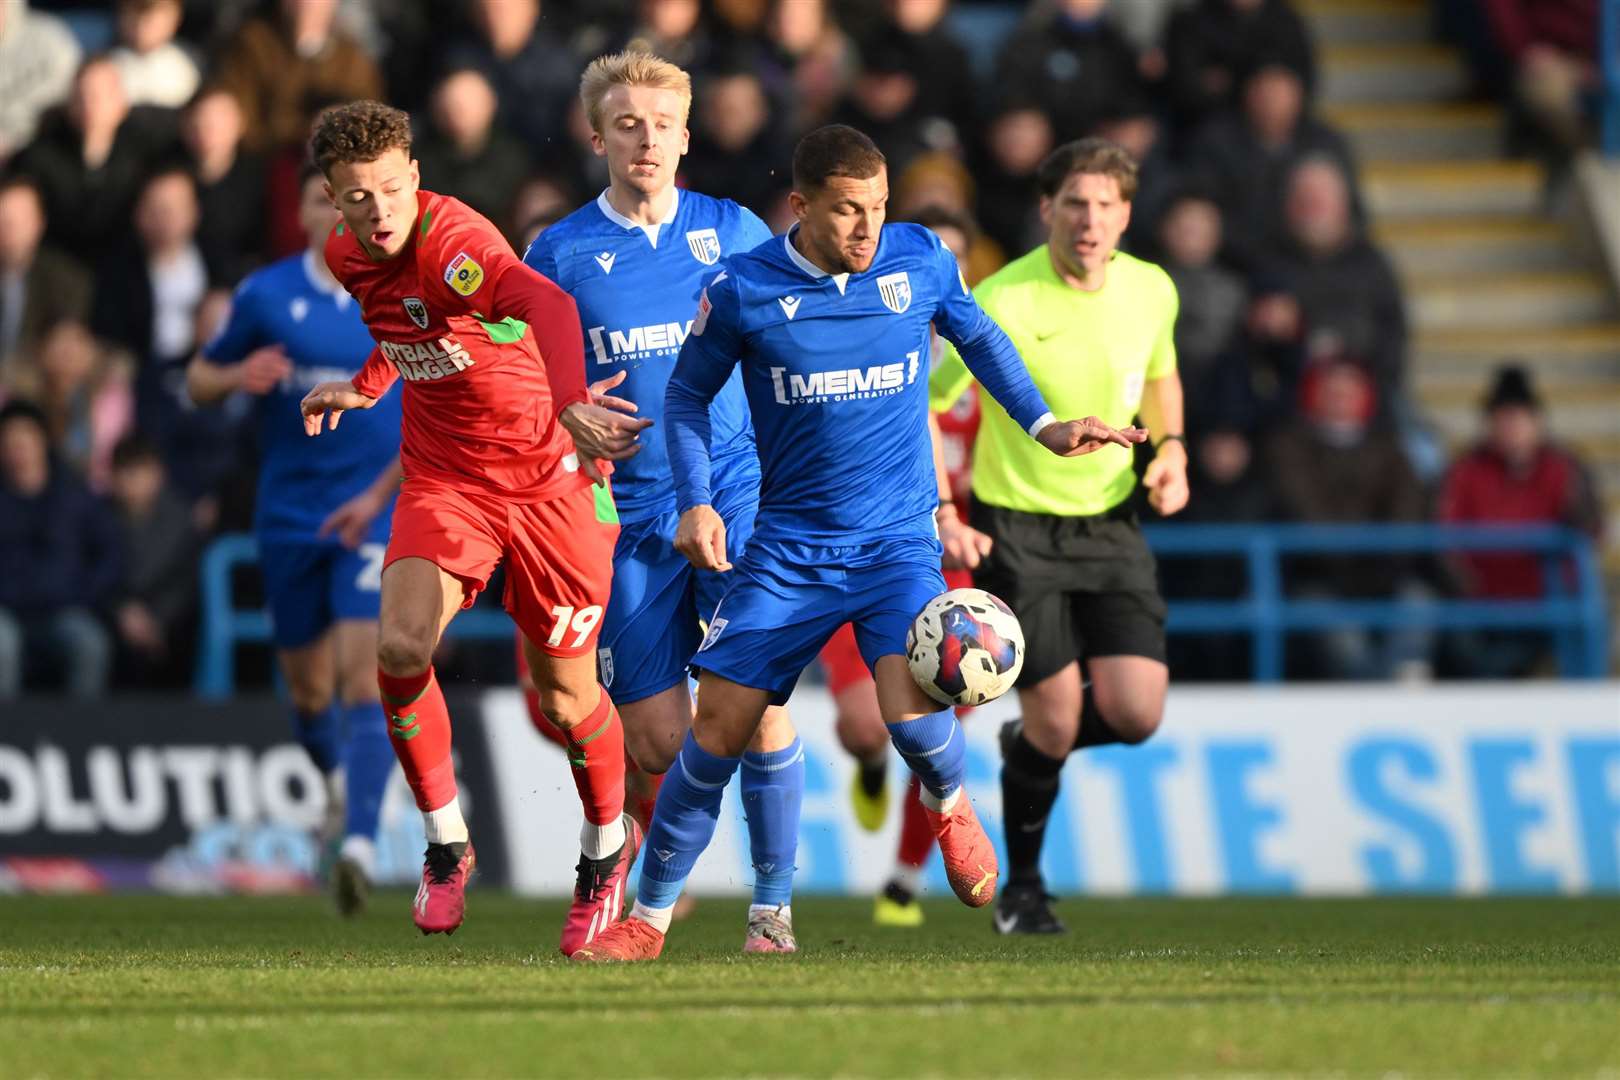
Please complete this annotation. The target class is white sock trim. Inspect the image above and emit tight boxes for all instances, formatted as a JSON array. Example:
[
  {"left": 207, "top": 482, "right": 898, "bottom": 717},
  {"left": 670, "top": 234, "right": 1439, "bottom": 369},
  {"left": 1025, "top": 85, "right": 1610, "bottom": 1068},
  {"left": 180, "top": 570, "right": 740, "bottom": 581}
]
[
  {"left": 918, "top": 785, "right": 961, "bottom": 813},
  {"left": 631, "top": 898, "right": 674, "bottom": 935},
  {"left": 423, "top": 795, "right": 469, "bottom": 845},
  {"left": 580, "top": 815, "right": 627, "bottom": 861}
]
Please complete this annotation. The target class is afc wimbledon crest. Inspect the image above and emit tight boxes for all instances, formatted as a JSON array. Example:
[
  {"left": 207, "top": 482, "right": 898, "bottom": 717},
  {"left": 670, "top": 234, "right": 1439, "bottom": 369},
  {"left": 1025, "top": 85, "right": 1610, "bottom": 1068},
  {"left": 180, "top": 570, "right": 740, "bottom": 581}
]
[
  {"left": 877, "top": 271, "right": 911, "bottom": 314},
  {"left": 686, "top": 228, "right": 721, "bottom": 265},
  {"left": 402, "top": 296, "right": 429, "bottom": 330}
]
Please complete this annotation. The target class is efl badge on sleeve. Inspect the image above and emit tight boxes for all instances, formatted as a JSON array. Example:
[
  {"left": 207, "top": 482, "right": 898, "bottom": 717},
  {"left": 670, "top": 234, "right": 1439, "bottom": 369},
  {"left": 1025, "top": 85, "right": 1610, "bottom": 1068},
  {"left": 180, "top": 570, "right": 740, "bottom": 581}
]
[
  {"left": 402, "top": 296, "right": 430, "bottom": 329},
  {"left": 445, "top": 251, "right": 484, "bottom": 296},
  {"left": 686, "top": 228, "right": 721, "bottom": 265},
  {"left": 877, "top": 271, "right": 912, "bottom": 314}
]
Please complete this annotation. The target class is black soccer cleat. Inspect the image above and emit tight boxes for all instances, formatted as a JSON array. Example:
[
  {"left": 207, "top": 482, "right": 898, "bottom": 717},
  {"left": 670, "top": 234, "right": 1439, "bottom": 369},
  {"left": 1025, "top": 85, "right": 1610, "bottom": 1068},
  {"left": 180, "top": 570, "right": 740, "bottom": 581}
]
[{"left": 992, "top": 883, "right": 1067, "bottom": 935}]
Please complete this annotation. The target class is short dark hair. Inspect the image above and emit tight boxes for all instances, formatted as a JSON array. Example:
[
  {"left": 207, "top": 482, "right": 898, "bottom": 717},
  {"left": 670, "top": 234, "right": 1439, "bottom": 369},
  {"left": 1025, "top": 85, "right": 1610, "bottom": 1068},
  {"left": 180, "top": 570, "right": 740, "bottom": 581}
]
[
  {"left": 0, "top": 399, "right": 49, "bottom": 436},
  {"left": 310, "top": 100, "right": 413, "bottom": 175},
  {"left": 793, "top": 124, "right": 886, "bottom": 193},
  {"left": 1484, "top": 364, "right": 1541, "bottom": 412},
  {"left": 1036, "top": 137, "right": 1139, "bottom": 202},
  {"left": 0, "top": 171, "right": 43, "bottom": 207},
  {"left": 111, "top": 433, "right": 163, "bottom": 470},
  {"left": 906, "top": 204, "right": 978, "bottom": 244}
]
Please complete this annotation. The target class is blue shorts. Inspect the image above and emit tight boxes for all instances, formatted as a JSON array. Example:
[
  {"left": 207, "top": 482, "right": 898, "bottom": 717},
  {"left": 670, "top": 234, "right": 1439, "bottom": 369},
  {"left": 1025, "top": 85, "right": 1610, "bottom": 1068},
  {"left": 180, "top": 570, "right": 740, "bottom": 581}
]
[
  {"left": 258, "top": 538, "right": 387, "bottom": 650},
  {"left": 694, "top": 533, "right": 946, "bottom": 705},
  {"left": 595, "top": 481, "right": 758, "bottom": 704}
]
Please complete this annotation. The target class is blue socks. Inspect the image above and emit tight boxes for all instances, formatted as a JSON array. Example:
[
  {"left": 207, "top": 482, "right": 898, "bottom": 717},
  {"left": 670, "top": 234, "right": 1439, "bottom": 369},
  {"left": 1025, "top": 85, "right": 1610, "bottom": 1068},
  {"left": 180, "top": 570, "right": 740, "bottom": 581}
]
[
  {"left": 294, "top": 704, "right": 343, "bottom": 775},
  {"left": 342, "top": 702, "right": 394, "bottom": 842},
  {"left": 636, "top": 731, "right": 740, "bottom": 913},
  {"left": 887, "top": 707, "right": 965, "bottom": 800},
  {"left": 740, "top": 736, "right": 803, "bottom": 908}
]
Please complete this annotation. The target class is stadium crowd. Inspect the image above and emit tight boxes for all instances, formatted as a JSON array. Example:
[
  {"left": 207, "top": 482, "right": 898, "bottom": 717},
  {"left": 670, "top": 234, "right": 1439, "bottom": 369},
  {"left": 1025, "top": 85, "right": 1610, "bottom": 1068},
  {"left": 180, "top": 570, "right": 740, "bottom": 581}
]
[{"left": 0, "top": 0, "right": 1605, "bottom": 697}]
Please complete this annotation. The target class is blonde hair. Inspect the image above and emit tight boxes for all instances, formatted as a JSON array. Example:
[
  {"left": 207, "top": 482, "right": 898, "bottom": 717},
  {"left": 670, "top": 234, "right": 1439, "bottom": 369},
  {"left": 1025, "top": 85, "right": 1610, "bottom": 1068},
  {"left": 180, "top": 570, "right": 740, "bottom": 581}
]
[{"left": 579, "top": 50, "right": 693, "bottom": 132}]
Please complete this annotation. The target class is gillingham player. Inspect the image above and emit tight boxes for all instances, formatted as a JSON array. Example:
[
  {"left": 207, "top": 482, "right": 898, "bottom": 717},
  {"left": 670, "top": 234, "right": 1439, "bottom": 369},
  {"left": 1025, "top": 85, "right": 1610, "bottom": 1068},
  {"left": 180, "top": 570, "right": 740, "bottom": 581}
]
[
  {"left": 522, "top": 52, "right": 805, "bottom": 955},
  {"left": 298, "top": 102, "right": 650, "bottom": 936},
  {"left": 186, "top": 166, "right": 402, "bottom": 914},
  {"left": 574, "top": 125, "right": 1146, "bottom": 962}
]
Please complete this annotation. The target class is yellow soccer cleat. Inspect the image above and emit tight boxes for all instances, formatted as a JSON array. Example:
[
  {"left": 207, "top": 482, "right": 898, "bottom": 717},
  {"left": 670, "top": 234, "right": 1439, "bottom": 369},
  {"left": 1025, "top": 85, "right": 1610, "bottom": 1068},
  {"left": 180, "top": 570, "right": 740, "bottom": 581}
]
[
  {"left": 849, "top": 761, "right": 889, "bottom": 833},
  {"left": 872, "top": 881, "right": 924, "bottom": 927}
]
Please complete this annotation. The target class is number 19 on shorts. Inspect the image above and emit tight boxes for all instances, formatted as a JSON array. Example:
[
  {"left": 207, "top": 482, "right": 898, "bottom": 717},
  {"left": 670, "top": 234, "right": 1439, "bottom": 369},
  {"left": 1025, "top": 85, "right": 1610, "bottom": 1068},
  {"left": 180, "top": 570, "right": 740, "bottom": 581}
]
[{"left": 547, "top": 605, "right": 603, "bottom": 649}]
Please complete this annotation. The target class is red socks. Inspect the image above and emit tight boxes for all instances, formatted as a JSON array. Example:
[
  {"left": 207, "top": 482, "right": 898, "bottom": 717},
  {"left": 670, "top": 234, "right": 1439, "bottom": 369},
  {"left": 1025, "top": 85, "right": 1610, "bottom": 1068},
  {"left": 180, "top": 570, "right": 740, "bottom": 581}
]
[
  {"left": 378, "top": 666, "right": 456, "bottom": 812},
  {"left": 897, "top": 773, "right": 936, "bottom": 869},
  {"left": 561, "top": 690, "right": 627, "bottom": 826},
  {"left": 628, "top": 765, "right": 664, "bottom": 831}
]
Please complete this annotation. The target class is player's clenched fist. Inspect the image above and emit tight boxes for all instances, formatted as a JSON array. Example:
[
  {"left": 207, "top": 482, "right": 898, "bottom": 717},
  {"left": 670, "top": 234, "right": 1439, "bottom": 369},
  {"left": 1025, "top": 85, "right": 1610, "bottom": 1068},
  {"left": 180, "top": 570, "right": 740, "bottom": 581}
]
[
  {"left": 674, "top": 504, "right": 731, "bottom": 572},
  {"left": 559, "top": 401, "right": 654, "bottom": 483},
  {"left": 1036, "top": 416, "right": 1148, "bottom": 458},
  {"left": 300, "top": 380, "right": 377, "bottom": 435}
]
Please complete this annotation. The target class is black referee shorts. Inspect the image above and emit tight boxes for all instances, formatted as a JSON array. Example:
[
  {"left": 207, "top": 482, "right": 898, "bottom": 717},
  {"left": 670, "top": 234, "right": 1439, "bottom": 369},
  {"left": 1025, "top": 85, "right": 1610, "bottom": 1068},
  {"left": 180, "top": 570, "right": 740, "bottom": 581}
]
[{"left": 970, "top": 496, "right": 1168, "bottom": 686}]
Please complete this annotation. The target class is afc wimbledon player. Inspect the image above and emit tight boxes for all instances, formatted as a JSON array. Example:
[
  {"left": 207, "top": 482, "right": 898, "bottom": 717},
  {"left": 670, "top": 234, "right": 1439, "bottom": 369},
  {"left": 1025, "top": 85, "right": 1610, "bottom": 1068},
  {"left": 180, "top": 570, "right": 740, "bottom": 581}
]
[
  {"left": 299, "top": 102, "right": 649, "bottom": 936},
  {"left": 187, "top": 165, "right": 402, "bottom": 915},
  {"left": 575, "top": 125, "right": 1145, "bottom": 962},
  {"left": 523, "top": 52, "right": 805, "bottom": 956}
]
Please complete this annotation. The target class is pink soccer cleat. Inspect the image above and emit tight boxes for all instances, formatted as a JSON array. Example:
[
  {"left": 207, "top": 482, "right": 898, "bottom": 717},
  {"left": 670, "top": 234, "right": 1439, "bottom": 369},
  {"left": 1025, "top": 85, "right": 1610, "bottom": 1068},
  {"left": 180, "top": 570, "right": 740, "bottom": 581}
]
[
  {"left": 924, "top": 792, "right": 999, "bottom": 908},
  {"left": 559, "top": 814, "right": 642, "bottom": 957},
  {"left": 413, "top": 840, "right": 476, "bottom": 934},
  {"left": 569, "top": 916, "right": 665, "bottom": 963},
  {"left": 742, "top": 904, "right": 798, "bottom": 954}
]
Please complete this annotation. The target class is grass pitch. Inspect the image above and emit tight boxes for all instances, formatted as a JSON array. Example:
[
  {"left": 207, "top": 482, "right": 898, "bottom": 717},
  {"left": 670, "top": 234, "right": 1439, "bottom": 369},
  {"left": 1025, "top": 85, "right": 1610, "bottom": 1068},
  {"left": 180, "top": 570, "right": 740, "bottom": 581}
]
[{"left": 1, "top": 893, "right": 1616, "bottom": 1078}]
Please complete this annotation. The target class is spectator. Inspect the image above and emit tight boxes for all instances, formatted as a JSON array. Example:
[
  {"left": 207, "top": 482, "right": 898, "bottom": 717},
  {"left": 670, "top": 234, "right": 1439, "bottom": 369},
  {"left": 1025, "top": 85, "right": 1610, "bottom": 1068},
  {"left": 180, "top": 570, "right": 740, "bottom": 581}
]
[
  {"left": 1163, "top": 0, "right": 1316, "bottom": 135},
  {"left": 182, "top": 86, "right": 267, "bottom": 286},
  {"left": 993, "top": 0, "right": 1146, "bottom": 143},
  {"left": 762, "top": 0, "right": 854, "bottom": 132},
  {"left": 1266, "top": 360, "right": 1430, "bottom": 679},
  {"left": 1187, "top": 54, "right": 1359, "bottom": 272},
  {"left": 621, "top": 0, "right": 714, "bottom": 75},
  {"left": 443, "top": 0, "right": 581, "bottom": 155},
  {"left": 1260, "top": 155, "right": 1407, "bottom": 408},
  {"left": 110, "top": 0, "right": 201, "bottom": 109},
  {"left": 832, "top": 24, "right": 943, "bottom": 177},
  {"left": 0, "top": 400, "right": 120, "bottom": 699},
  {"left": 1483, "top": 0, "right": 1600, "bottom": 161},
  {"left": 684, "top": 61, "right": 791, "bottom": 212},
  {"left": 213, "top": 0, "right": 383, "bottom": 154},
  {"left": 1156, "top": 190, "right": 1250, "bottom": 435},
  {"left": 975, "top": 103, "right": 1053, "bottom": 256},
  {"left": 107, "top": 433, "right": 200, "bottom": 685},
  {"left": 0, "top": 0, "right": 81, "bottom": 165},
  {"left": 1094, "top": 97, "right": 1175, "bottom": 254},
  {"left": 15, "top": 55, "right": 180, "bottom": 260},
  {"left": 0, "top": 175, "right": 92, "bottom": 371},
  {"left": 508, "top": 173, "right": 578, "bottom": 249},
  {"left": 893, "top": 152, "right": 1006, "bottom": 281},
  {"left": 1440, "top": 365, "right": 1602, "bottom": 589},
  {"left": 0, "top": 319, "right": 133, "bottom": 490},
  {"left": 92, "top": 167, "right": 231, "bottom": 499},
  {"left": 414, "top": 67, "right": 532, "bottom": 227},
  {"left": 878, "top": 0, "right": 979, "bottom": 153}
]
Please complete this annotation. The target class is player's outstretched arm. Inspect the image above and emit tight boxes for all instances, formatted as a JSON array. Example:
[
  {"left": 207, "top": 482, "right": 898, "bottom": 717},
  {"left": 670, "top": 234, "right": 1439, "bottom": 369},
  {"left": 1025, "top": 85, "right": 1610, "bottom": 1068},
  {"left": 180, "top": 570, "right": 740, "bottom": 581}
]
[
  {"left": 300, "top": 380, "right": 377, "bottom": 435},
  {"left": 1035, "top": 416, "right": 1148, "bottom": 457}
]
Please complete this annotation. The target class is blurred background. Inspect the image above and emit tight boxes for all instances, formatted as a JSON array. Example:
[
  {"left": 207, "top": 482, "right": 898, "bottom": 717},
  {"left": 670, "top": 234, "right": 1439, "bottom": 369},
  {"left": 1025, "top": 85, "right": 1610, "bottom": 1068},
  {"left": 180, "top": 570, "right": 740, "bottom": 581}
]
[{"left": 0, "top": 0, "right": 1616, "bottom": 900}]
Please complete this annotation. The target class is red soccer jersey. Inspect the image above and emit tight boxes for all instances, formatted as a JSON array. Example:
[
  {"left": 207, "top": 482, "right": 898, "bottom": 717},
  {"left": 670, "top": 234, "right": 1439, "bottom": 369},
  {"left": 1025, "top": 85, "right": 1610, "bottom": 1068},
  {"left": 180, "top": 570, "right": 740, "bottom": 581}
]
[{"left": 327, "top": 190, "right": 591, "bottom": 501}]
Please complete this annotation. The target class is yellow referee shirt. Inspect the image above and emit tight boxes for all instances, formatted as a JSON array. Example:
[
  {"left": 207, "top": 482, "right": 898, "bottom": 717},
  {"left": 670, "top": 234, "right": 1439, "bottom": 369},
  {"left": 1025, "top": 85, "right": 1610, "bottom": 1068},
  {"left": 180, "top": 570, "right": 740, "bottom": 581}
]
[{"left": 930, "top": 245, "right": 1179, "bottom": 517}]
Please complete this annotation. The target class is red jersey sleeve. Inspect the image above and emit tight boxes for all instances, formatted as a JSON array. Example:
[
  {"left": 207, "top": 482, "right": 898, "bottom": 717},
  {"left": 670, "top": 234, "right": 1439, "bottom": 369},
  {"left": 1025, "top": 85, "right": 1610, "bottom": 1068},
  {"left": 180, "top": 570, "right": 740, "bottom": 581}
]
[
  {"left": 421, "top": 204, "right": 590, "bottom": 414},
  {"left": 350, "top": 345, "right": 398, "bottom": 399}
]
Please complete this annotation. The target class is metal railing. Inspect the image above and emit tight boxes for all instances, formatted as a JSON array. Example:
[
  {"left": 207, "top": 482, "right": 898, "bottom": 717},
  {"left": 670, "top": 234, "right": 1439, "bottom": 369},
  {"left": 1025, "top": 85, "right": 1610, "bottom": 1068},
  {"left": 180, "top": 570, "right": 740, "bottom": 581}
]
[
  {"left": 194, "top": 524, "right": 1609, "bottom": 694},
  {"left": 1143, "top": 523, "right": 1609, "bottom": 681}
]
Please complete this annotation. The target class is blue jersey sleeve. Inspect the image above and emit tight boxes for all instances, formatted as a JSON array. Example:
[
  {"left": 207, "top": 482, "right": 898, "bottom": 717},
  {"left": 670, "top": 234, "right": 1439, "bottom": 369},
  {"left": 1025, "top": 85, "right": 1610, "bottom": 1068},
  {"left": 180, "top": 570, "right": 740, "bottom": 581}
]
[
  {"left": 737, "top": 207, "right": 773, "bottom": 249},
  {"left": 666, "top": 268, "right": 744, "bottom": 514},
  {"left": 927, "top": 235, "right": 1052, "bottom": 433},
  {"left": 200, "top": 280, "right": 264, "bottom": 365},
  {"left": 521, "top": 230, "right": 561, "bottom": 285}
]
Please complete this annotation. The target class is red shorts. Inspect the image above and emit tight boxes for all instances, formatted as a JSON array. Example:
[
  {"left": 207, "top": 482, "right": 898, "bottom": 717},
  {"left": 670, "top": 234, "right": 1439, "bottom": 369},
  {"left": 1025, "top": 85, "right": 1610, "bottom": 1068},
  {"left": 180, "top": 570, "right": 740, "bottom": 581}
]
[
  {"left": 386, "top": 478, "right": 618, "bottom": 657},
  {"left": 819, "top": 623, "right": 872, "bottom": 695}
]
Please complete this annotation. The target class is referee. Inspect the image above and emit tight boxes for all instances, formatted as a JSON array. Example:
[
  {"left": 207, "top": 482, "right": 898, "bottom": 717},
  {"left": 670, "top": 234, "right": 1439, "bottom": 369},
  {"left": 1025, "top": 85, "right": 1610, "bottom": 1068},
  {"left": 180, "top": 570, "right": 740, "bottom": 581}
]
[{"left": 930, "top": 138, "right": 1188, "bottom": 934}]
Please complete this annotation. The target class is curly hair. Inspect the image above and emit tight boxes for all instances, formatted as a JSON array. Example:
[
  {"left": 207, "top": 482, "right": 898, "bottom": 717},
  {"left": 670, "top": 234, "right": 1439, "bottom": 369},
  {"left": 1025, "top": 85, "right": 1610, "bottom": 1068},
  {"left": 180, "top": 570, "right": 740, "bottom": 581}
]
[{"left": 309, "top": 100, "right": 412, "bottom": 174}]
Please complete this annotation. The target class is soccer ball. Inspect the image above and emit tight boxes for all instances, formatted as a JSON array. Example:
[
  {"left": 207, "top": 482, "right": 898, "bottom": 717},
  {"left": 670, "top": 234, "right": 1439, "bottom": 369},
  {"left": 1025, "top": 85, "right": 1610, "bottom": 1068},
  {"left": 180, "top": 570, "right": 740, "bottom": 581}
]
[{"left": 905, "top": 588, "right": 1025, "bottom": 707}]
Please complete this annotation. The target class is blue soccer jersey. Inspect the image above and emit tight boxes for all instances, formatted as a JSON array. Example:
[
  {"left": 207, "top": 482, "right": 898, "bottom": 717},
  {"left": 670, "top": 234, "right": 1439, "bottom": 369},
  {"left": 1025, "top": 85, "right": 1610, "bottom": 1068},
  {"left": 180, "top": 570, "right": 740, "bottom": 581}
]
[
  {"left": 202, "top": 251, "right": 402, "bottom": 542},
  {"left": 524, "top": 188, "right": 772, "bottom": 523},
  {"left": 667, "top": 223, "right": 1053, "bottom": 547}
]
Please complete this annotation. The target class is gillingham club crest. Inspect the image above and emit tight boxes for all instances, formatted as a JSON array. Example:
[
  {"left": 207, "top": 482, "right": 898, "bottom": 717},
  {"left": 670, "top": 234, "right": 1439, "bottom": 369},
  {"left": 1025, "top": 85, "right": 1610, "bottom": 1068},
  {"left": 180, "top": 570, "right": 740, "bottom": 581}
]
[
  {"left": 877, "top": 271, "right": 911, "bottom": 314},
  {"left": 686, "top": 228, "right": 721, "bottom": 265},
  {"left": 402, "top": 296, "right": 429, "bottom": 330}
]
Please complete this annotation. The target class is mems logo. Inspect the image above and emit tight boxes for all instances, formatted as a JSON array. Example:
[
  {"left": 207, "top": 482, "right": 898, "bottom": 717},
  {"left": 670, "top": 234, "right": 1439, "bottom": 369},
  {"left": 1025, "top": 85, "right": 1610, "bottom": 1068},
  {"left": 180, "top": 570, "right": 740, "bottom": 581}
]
[
  {"left": 380, "top": 337, "right": 476, "bottom": 381},
  {"left": 769, "top": 351, "right": 920, "bottom": 405},
  {"left": 586, "top": 321, "right": 693, "bottom": 365}
]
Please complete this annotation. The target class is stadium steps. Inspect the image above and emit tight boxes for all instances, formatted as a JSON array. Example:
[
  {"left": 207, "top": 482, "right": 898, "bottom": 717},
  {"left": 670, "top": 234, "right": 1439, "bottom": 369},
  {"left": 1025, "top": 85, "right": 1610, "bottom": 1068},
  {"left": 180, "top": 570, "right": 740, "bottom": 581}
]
[{"left": 1307, "top": 0, "right": 1620, "bottom": 618}]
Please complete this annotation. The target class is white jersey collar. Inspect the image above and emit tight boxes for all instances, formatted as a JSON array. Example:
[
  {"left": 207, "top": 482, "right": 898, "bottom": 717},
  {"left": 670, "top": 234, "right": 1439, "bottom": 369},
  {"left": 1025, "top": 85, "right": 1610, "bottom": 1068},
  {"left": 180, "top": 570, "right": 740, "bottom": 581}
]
[
  {"left": 596, "top": 187, "right": 680, "bottom": 248},
  {"left": 783, "top": 226, "right": 849, "bottom": 295}
]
